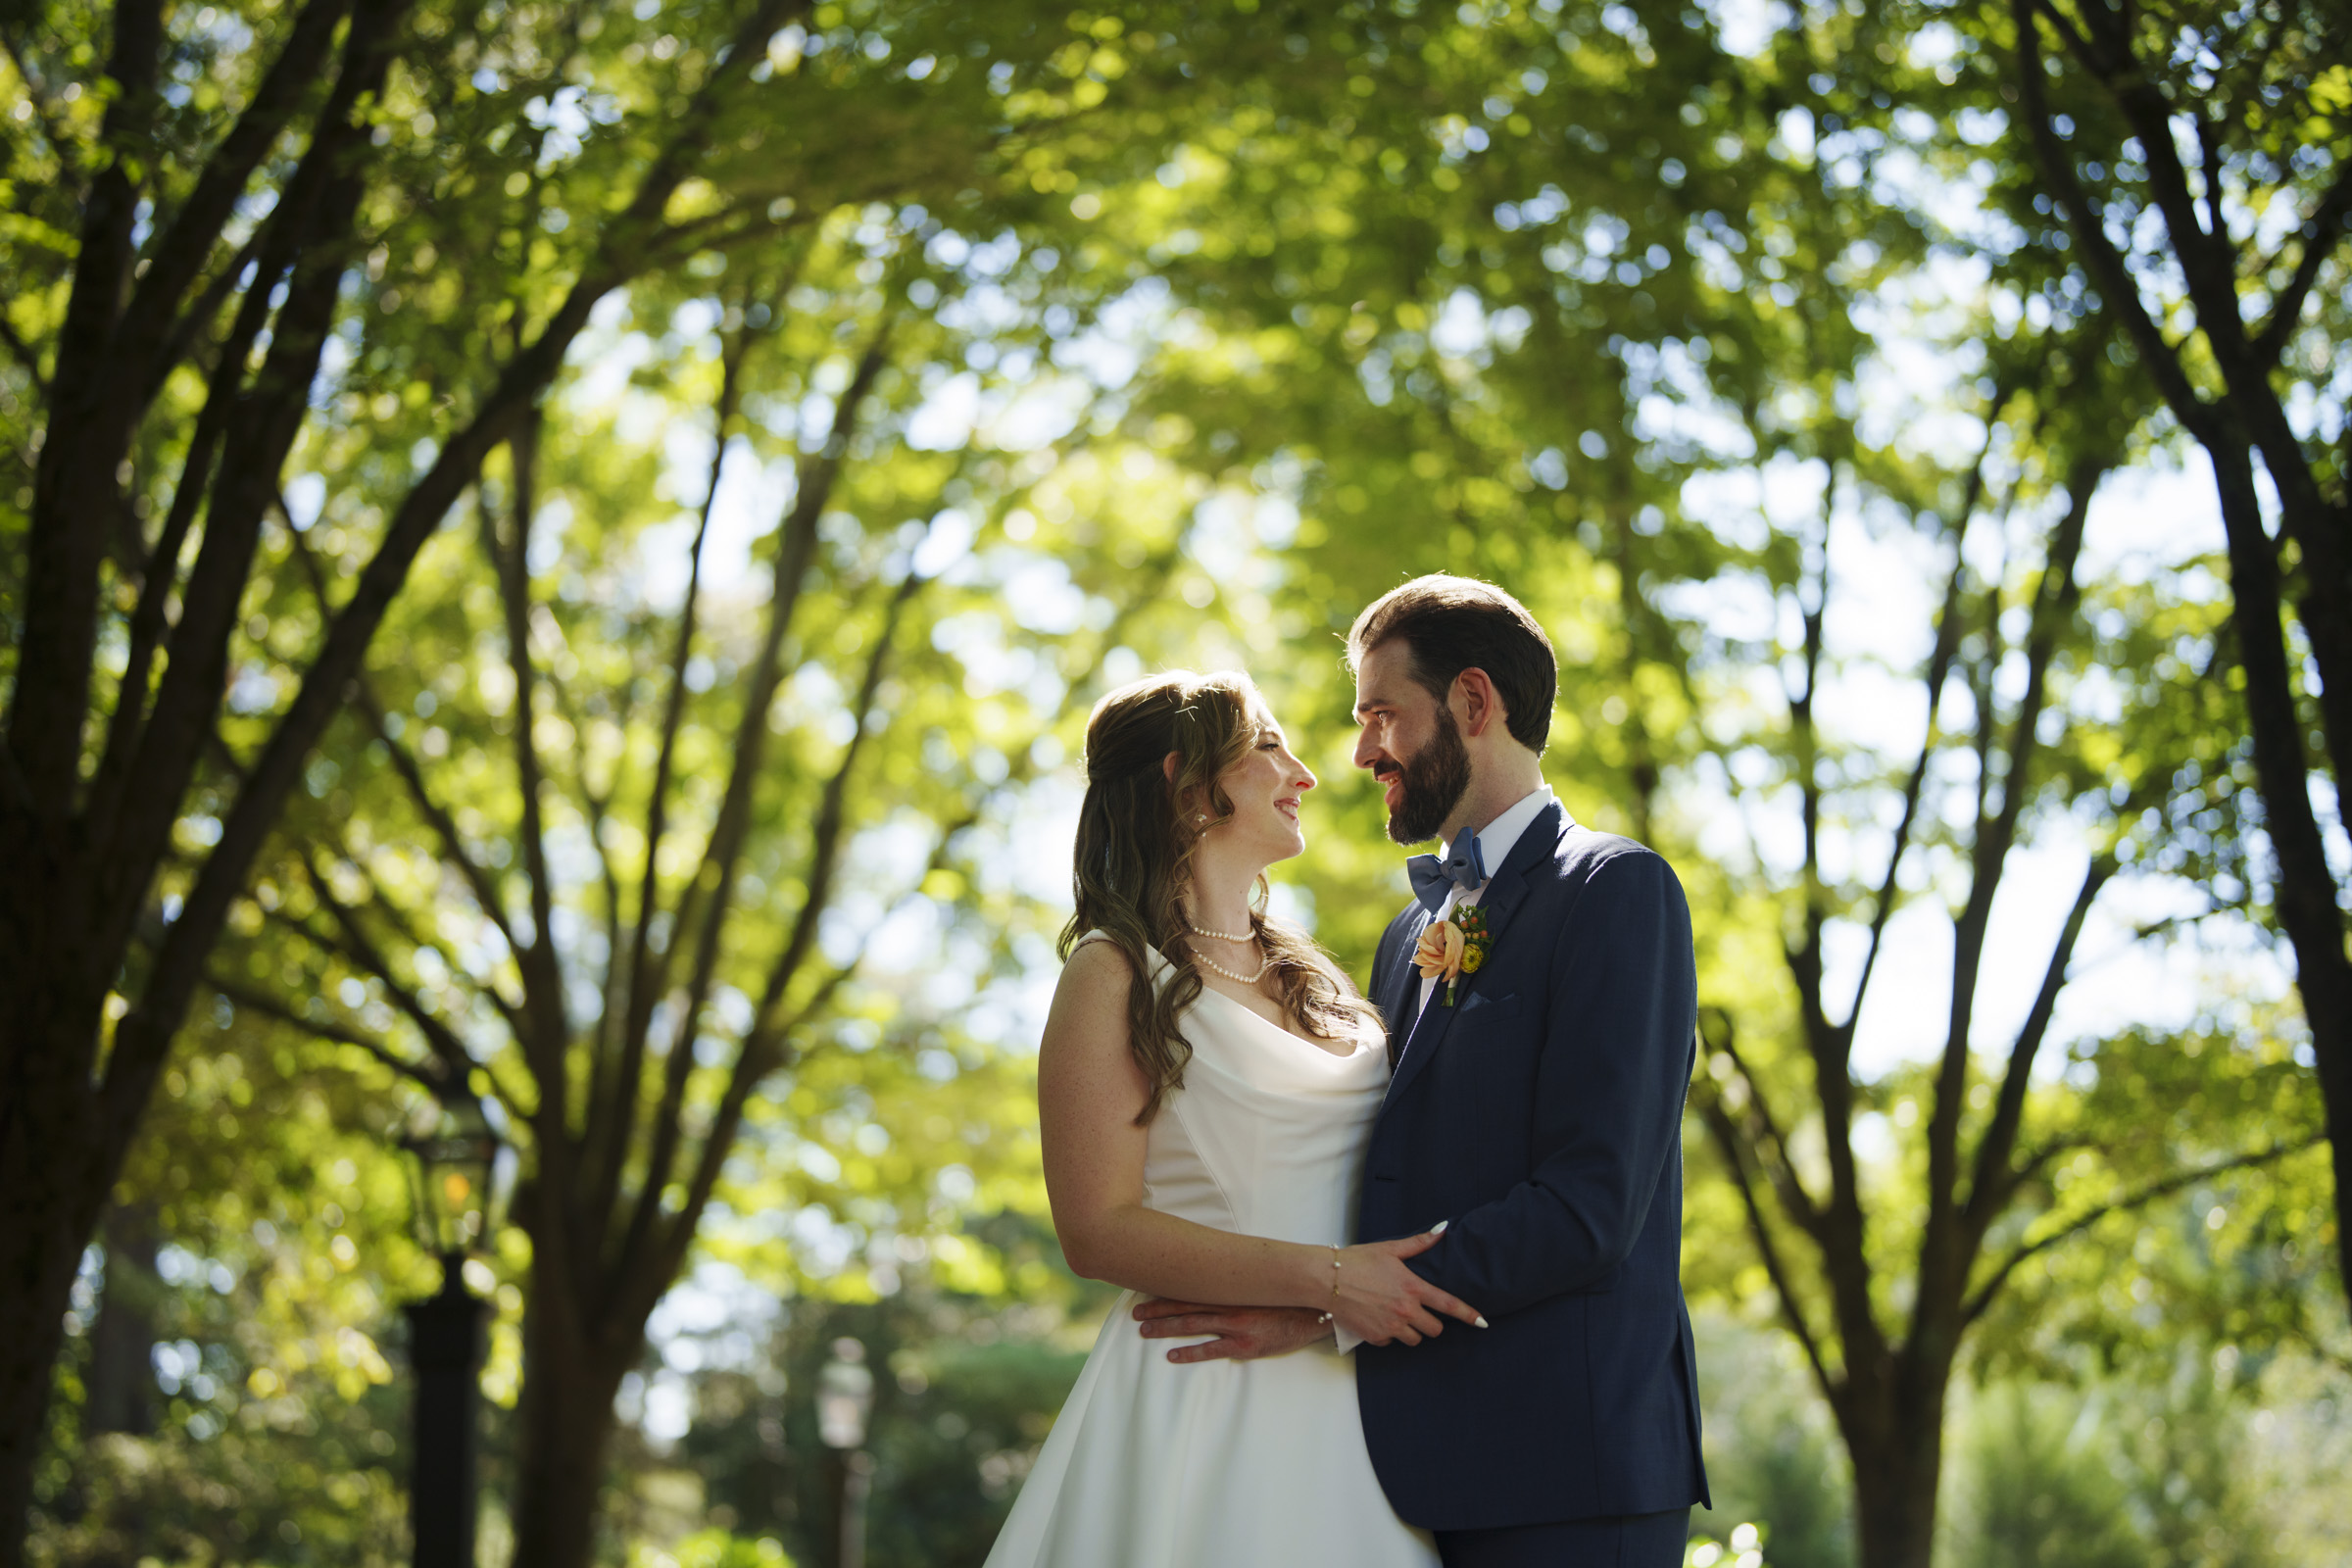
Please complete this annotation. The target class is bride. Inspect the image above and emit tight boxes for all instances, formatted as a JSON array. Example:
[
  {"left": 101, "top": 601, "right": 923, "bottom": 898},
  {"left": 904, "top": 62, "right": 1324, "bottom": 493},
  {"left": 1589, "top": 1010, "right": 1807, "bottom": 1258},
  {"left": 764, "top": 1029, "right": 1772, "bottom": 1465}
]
[{"left": 984, "top": 670, "right": 1479, "bottom": 1568}]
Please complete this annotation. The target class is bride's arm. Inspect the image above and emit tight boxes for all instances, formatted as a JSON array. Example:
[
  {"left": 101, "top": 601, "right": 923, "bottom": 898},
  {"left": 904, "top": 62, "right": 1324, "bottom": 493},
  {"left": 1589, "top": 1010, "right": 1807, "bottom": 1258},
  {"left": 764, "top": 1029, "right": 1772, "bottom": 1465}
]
[{"left": 1040, "top": 941, "right": 1481, "bottom": 1346}]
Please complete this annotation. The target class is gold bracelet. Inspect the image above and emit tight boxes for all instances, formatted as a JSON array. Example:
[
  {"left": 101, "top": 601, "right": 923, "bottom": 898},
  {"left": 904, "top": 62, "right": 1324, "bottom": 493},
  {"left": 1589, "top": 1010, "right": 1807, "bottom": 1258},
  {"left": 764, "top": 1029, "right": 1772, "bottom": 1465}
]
[{"left": 1330, "top": 1245, "right": 1343, "bottom": 1297}]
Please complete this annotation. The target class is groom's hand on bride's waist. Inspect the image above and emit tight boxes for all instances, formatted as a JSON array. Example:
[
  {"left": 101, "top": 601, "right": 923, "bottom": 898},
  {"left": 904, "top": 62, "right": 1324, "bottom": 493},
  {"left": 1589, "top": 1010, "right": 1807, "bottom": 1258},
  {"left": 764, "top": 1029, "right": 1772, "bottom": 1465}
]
[{"left": 1131, "top": 1299, "right": 1334, "bottom": 1363}]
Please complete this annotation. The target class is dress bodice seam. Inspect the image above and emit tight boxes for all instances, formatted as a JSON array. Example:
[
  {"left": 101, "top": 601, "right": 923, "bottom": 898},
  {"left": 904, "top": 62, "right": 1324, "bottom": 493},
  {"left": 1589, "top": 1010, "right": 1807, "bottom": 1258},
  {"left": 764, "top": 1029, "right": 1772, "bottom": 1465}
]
[{"left": 1160, "top": 1094, "right": 1240, "bottom": 1233}]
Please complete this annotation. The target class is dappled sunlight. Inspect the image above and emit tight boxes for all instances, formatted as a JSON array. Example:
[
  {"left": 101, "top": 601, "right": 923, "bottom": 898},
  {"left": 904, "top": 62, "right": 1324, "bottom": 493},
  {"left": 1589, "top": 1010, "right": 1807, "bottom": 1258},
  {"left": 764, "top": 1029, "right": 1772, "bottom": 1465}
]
[{"left": 6, "top": 0, "right": 2346, "bottom": 1565}]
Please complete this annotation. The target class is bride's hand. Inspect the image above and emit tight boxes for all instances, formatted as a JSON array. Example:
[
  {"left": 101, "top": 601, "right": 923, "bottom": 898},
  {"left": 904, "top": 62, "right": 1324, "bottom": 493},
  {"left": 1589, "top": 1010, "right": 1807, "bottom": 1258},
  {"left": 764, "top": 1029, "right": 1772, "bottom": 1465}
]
[{"left": 1329, "top": 1228, "right": 1487, "bottom": 1347}]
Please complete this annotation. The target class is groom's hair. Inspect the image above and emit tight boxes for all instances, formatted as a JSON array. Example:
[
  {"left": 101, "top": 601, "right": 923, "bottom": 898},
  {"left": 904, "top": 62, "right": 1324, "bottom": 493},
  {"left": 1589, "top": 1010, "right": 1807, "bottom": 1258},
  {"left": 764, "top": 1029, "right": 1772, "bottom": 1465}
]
[{"left": 1347, "top": 575, "right": 1556, "bottom": 754}]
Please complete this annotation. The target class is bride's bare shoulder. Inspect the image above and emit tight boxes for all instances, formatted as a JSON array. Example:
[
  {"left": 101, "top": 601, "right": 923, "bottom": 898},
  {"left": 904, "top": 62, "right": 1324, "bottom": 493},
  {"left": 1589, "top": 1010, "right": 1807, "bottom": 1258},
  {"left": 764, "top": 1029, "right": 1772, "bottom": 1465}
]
[
  {"left": 1062, "top": 934, "right": 1134, "bottom": 978},
  {"left": 1050, "top": 937, "right": 1137, "bottom": 1016},
  {"left": 1042, "top": 938, "right": 1144, "bottom": 1070}
]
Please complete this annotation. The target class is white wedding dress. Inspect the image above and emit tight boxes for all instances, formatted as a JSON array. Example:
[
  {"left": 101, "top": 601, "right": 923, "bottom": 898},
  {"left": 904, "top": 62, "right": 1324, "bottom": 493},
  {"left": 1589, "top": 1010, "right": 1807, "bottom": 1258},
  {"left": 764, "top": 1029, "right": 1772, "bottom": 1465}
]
[{"left": 984, "top": 935, "right": 1439, "bottom": 1568}]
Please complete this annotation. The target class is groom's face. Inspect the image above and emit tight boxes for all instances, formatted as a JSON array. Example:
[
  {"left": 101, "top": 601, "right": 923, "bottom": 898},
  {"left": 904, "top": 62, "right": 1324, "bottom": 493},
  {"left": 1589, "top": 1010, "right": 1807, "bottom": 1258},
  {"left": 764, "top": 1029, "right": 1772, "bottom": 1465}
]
[{"left": 1351, "top": 640, "right": 1473, "bottom": 846}]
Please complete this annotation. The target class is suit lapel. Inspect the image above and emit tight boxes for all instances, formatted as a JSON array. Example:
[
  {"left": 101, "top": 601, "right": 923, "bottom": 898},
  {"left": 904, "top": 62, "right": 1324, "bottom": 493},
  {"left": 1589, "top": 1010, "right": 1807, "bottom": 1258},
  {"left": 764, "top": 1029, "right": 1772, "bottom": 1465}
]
[
  {"left": 1384, "top": 803, "right": 1566, "bottom": 1105},
  {"left": 1376, "top": 906, "right": 1431, "bottom": 1066}
]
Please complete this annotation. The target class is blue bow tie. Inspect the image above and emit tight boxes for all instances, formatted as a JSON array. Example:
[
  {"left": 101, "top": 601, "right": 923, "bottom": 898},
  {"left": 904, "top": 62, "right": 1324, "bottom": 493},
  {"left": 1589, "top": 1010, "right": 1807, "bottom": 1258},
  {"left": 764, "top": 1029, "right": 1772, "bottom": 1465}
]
[{"left": 1406, "top": 826, "right": 1487, "bottom": 914}]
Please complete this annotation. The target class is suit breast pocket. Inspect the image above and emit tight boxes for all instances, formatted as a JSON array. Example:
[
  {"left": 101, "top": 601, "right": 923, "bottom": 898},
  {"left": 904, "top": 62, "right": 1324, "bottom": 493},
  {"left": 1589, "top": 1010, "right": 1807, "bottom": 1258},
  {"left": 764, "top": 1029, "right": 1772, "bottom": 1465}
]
[{"left": 1460, "top": 991, "right": 1520, "bottom": 1019}]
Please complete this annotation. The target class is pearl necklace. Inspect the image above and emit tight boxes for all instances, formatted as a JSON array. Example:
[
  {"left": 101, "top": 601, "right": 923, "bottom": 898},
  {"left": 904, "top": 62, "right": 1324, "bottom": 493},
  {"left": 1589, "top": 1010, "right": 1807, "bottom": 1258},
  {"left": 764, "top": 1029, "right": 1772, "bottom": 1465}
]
[
  {"left": 1184, "top": 911, "right": 1256, "bottom": 943},
  {"left": 1189, "top": 938, "right": 1271, "bottom": 985}
]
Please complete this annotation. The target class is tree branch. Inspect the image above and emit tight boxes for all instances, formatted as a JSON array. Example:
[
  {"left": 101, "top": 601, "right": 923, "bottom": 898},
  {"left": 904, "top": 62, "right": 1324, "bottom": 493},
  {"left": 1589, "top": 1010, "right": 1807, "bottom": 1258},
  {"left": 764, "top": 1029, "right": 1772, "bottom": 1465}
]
[
  {"left": 2254, "top": 157, "right": 2352, "bottom": 366},
  {"left": 87, "top": 0, "right": 401, "bottom": 974},
  {"left": 1925, "top": 455, "right": 2098, "bottom": 1263},
  {"left": 1961, "top": 1135, "right": 2325, "bottom": 1327},
  {"left": 268, "top": 503, "right": 531, "bottom": 973},
  {"left": 593, "top": 305, "right": 765, "bottom": 1229},
  {"left": 1695, "top": 1088, "right": 1840, "bottom": 1404},
  {"left": 131, "top": 0, "right": 811, "bottom": 1126},
  {"left": 5, "top": 0, "right": 164, "bottom": 815},
  {"left": 350, "top": 681, "right": 527, "bottom": 959},
  {"left": 295, "top": 855, "right": 493, "bottom": 1083},
  {"left": 208, "top": 972, "right": 449, "bottom": 1095},
  {"left": 1698, "top": 1008, "right": 1827, "bottom": 1239},
  {"left": 540, "top": 649, "right": 632, "bottom": 1094},
  {"left": 144, "top": 222, "right": 269, "bottom": 407},
  {"left": 2195, "top": 114, "right": 2227, "bottom": 247},
  {"left": 620, "top": 551, "right": 924, "bottom": 1297},
  {"left": 118, "top": 0, "right": 357, "bottom": 403},
  {"left": 1963, "top": 854, "right": 2112, "bottom": 1232},
  {"left": 483, "top": 407, "right": 570, "bottom": 1089},
  {"left": 2034, "top": 0, "right": 2337, "bottom": 537},
  {"left": 1842, "top": 425, "right": 2004, "bottom": 1030},
  {"left": 2010, "top": 0, "right": 2212, "bottom": 433},
  {"left": 1779, "top": 468, "right": 1879, "bottom": 1285}
]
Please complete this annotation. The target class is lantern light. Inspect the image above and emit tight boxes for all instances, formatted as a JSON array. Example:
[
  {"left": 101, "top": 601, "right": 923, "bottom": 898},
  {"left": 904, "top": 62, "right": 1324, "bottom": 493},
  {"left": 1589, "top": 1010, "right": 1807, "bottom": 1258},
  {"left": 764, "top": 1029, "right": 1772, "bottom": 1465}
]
[{"left": 398, "top": 1095, "right": 509, "bottom": 1262}]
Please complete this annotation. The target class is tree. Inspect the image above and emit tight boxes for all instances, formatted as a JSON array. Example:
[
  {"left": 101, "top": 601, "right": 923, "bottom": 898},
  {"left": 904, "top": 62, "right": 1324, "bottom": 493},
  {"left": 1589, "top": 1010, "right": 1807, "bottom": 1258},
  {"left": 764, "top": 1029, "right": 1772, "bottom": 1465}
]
[
  {"left": 1100, "top": 8, "right": 2338, "bottom": 1562},
  {"left": 0, "top": 0, "right": 806, "bottom": 1544},
  {"left": 1974, "top": 0, "right": 2352, "bottom": 1305},
  {"left": 0, "top": 1, "right": 1256, "bottom": 1552},
  {"left": 1673, "top": 258, "right": 2339, "bottom": 1568},
  {"left": 203, "top": 178, "right": 1235, "bottom": 1556}
]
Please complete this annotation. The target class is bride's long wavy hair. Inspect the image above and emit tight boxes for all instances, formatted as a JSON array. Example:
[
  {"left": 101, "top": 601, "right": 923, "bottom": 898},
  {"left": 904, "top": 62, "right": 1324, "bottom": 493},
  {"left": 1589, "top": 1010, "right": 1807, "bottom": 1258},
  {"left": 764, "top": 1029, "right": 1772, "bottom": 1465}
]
[{"left": 1062, "top": 670, "right": 1382, "bottom": 1123}]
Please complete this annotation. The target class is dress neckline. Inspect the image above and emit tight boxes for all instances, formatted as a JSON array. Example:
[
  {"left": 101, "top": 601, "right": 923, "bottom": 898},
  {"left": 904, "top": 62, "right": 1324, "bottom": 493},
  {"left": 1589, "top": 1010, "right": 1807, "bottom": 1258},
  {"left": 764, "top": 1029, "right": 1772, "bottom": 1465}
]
[
  {"left": 1190, "top": 977, "right": 1378, "bottom": 1060},
  {"left": 1077, "top": 929, "right": 1381, "bottom": 1061}
]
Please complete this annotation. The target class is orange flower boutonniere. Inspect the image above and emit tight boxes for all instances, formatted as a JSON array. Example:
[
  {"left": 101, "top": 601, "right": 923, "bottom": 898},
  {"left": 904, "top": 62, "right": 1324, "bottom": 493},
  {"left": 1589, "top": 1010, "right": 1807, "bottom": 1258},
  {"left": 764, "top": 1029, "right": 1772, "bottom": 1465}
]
[{"left": 1413, "top": 904, "right": 1493, "bottom": 1005}]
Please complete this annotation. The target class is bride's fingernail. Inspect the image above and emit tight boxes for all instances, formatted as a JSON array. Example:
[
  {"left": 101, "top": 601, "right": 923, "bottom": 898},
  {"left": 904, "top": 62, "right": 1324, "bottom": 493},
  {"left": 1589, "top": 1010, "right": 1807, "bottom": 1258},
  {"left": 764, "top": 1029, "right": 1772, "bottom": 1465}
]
[
  {"left": 1430, "top": 1219, "right": 1448, "bottom": 1235},
  {"left": 1475, "top": 1316, "right": 1490, "bottom": 1329}
]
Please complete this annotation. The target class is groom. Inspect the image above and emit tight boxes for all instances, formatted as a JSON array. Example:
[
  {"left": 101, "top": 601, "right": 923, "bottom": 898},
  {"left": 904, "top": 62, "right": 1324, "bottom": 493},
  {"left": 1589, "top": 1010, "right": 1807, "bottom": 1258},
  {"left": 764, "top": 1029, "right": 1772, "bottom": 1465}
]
[{"left": 1136, "top": 575, "right": 1708, "bottom": 1565}]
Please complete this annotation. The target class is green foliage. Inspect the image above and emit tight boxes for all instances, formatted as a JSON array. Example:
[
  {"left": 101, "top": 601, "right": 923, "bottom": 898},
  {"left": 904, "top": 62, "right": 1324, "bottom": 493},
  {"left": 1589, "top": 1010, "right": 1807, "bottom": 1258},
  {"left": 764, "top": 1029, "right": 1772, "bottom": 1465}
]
[
  {"left": 28, "top": 1011, "right": 426, "bottom": 1564},
  {"left": 1692, "top": 1313, "right": 1854, "bottom": 1568},
  {"left": 1946, "top": 1371, "right": 2282, "bottom": 1568},
  {"left": 9, "top": 1, "right": 2346, "bottom": 1564},
  {"left": 629, "top": 1530, "right": 797, "bottom": 1568}
]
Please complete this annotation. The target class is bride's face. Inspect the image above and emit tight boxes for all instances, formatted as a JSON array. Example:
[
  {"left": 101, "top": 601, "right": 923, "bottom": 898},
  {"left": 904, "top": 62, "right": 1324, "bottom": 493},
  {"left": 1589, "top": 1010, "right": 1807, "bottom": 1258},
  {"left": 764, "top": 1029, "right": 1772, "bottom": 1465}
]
[{"left": 1206, "top": 706, "right": 1316, "bottom": 863}]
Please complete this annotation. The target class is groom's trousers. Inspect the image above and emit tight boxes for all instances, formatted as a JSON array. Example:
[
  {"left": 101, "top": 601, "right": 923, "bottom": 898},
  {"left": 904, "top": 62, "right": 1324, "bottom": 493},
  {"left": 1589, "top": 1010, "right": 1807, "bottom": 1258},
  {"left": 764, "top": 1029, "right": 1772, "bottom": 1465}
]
[{"left": 1434, "top": 1508, "right": 1690, "bottom": 1568}]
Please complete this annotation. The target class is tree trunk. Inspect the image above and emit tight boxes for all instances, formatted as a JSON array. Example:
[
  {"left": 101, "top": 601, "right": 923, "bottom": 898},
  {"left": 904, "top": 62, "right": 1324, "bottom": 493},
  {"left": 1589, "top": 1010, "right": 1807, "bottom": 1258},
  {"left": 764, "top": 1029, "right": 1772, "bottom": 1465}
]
[
  {"left": 0, "top": 1004, "right": 116, "bottom": 1568},
  {"left": 0, "top": 843, "right": 121, "bottom": 1567},
  {"left": 1843, "top": 1389, "right": 1946, "bottom": 1568},
  {"left": 2200, "top": 428, "right": 2352, "bottom": 1313},
  {"left": 507, "top": 1250, "right": 629, "bottom": 1568}
]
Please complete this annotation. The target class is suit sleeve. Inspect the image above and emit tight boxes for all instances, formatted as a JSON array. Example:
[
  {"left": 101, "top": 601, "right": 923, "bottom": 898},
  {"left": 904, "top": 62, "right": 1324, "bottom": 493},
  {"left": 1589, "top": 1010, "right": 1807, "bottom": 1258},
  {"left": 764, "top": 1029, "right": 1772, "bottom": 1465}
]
[
  {"left": 1367, "top": 904, "right": 1418, "bottom": 1037},
  {"left": 1406, "top": 850, "right": 1695, "bottom": 1317},
  {"left": 1343, "top": 903, "right": 1426, "bottom": 1355}
]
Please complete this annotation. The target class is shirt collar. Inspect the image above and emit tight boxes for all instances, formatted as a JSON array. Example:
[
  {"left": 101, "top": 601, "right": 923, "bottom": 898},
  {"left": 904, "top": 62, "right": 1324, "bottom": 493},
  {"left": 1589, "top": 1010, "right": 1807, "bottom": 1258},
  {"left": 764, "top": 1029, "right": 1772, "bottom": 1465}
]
[{"left": 1462, "top": 786, "right": 1556, "bottom": 888}]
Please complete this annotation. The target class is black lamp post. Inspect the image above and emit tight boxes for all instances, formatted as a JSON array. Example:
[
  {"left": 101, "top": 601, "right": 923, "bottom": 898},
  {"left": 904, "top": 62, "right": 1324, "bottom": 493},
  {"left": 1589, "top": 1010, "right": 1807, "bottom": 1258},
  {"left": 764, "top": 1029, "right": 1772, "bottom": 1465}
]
[
  {"left": 399, "top": 1100, "right": 503, "bottom": 1568},
  {"left": 816, "top": 1338, "right": 875, "bottom": 1568}
]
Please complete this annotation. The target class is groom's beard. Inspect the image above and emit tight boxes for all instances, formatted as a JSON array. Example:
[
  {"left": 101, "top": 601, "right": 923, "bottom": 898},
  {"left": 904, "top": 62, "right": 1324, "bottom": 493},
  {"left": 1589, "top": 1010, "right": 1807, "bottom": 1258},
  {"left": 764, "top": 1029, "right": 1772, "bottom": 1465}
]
[{"left": 1384, "top": 706, "right": 1473, "bottom": 845}]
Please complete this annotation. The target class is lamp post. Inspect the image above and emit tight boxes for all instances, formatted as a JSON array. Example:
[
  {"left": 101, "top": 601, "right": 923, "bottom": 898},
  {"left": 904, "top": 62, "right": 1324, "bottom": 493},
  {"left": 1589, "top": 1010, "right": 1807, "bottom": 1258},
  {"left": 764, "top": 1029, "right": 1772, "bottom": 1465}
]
[
  {"left": 816, "top": 1338, "right": 875, "bottom": 1568},
  {"left": 399, "top": 1099, "right": 504, "bottom": 1568}
]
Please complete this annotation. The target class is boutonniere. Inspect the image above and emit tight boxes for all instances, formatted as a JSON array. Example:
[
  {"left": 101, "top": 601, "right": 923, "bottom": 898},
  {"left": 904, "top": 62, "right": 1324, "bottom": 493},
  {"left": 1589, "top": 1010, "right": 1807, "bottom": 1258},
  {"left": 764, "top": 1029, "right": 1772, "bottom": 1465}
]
[{"left": 1413, "top": 904, "right": 1492, "bottom": 1006}]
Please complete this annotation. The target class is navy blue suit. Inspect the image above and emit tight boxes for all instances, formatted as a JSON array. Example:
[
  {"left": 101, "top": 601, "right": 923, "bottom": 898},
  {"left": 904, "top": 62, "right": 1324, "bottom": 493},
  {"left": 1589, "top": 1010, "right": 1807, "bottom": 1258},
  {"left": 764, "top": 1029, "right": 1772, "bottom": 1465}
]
[{"left": 1355, "top": 803, "right": 1709, "bottom": 1537}]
